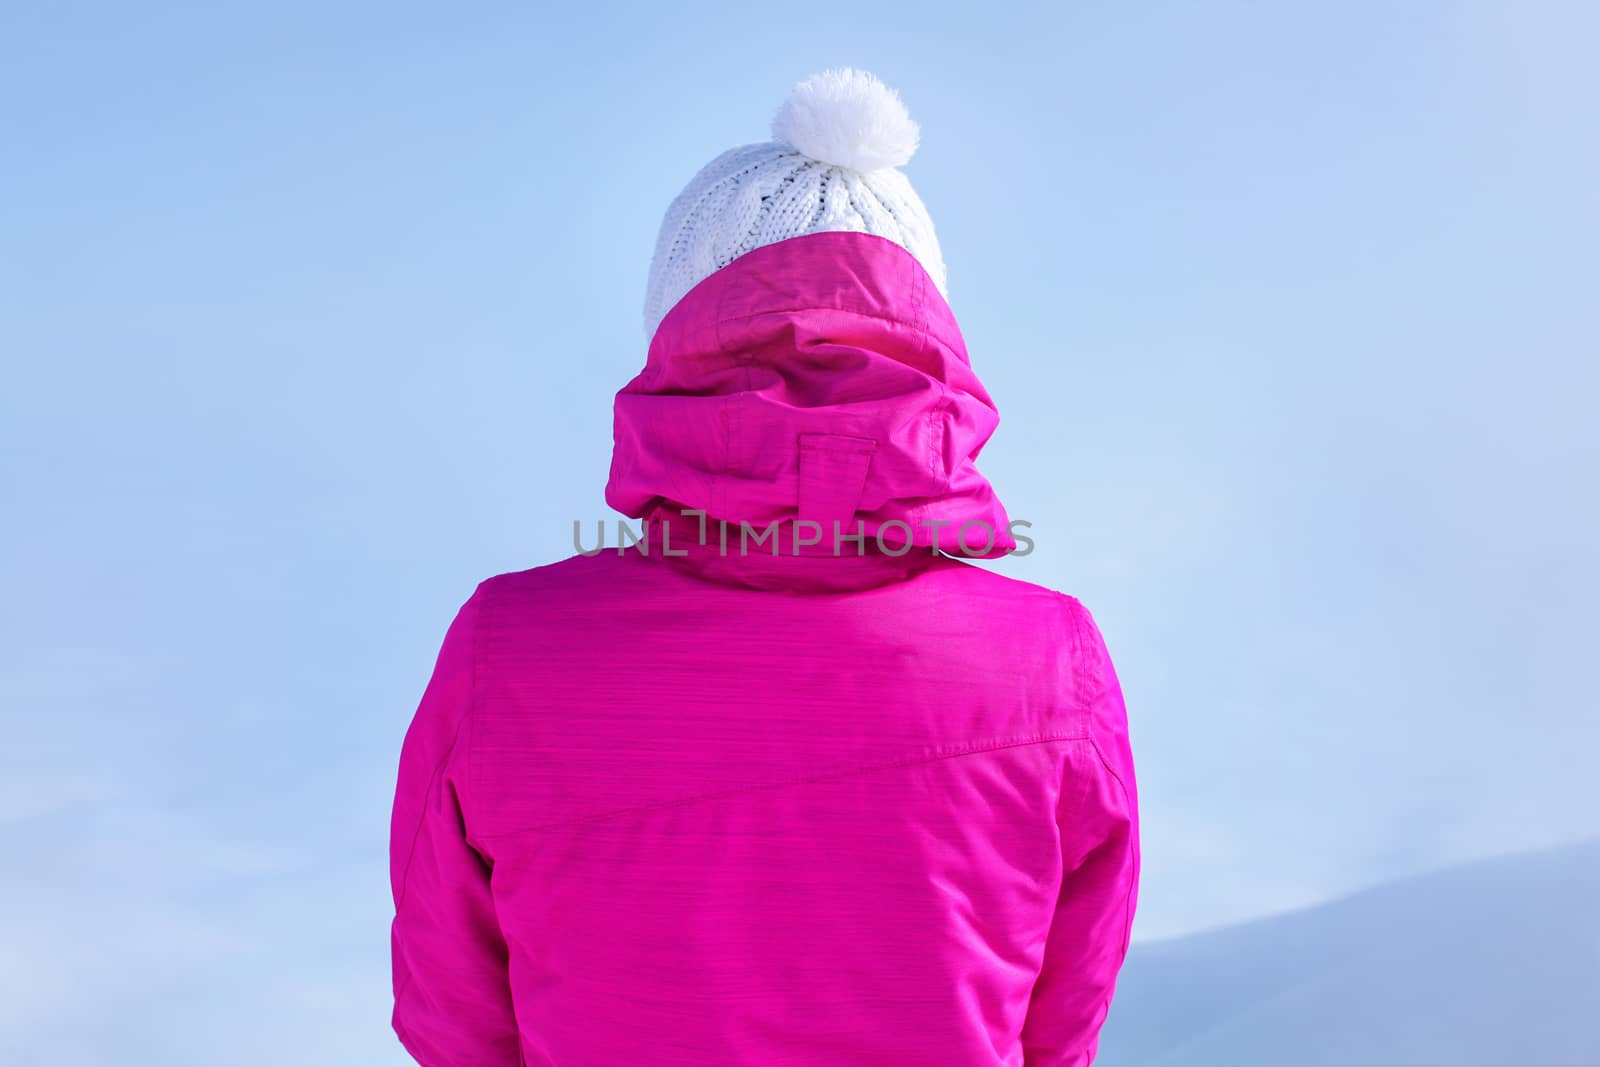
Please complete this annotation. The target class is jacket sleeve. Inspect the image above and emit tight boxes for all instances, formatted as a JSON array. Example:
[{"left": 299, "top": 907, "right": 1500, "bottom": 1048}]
[
  {"left": 1021, "top": 599, "right": 1141, "bottom": 1066},
  {"left": 390, "top": 586, "right": 522, "bottom": 1066}
]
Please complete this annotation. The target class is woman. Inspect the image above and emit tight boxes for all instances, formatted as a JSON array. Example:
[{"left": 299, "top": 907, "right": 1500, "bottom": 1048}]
[{"left": 389, "top": 67, "right": 1139, "bottom": 1066}]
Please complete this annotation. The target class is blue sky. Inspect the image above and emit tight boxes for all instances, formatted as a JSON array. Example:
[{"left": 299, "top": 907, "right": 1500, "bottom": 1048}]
[{"left": 2, "top": 1, "right": 1596, "bottom": 1062}]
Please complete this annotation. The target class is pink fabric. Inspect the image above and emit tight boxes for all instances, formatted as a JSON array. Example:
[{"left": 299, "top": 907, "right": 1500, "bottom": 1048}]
[{"left": 390, "top": 231, "right": 1140, "bottom": 1066}]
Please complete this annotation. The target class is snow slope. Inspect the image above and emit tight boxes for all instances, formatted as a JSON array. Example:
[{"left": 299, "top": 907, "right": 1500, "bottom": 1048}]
[{"left": 1095, "top": 840, "right": 1600, "bottom": 1066}]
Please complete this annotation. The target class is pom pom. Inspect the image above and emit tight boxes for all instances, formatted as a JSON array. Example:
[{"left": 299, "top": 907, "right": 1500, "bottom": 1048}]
[{"left": 771, "top": 67, "right": 921, "bottom": 172}]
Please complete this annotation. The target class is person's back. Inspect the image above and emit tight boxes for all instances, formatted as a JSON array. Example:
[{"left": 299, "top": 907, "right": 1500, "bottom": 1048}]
[{"left": 390, "top": 69, "right": 1139, "bottom": 1066}]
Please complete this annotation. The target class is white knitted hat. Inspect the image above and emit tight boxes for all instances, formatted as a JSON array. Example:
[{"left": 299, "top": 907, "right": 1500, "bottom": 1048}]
[{"left": 642, "top": 67, "right": 948, "bottom": 339}]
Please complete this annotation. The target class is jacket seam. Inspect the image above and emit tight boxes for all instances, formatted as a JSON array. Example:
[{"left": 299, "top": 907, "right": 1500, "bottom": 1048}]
[
  {"left": 476, "top": 731, "right": 1088, "bottom": 839},
  {"left": 1058, "top": 736, "right": 1098, "bottom": 853},
  {"left": 1020, "top": 736, "right": 1096, "bottom": 1060},
  {"left": 1086, "top": 730, "right": 1137, "bottom": 1023},
  {"left": 465, "top": 584, "right": 486, "bottom": 852},
  {"left": 391, "top": 588, "right": 485, "bottom": 1022},
  {"left": 393, "top": 685, "right": 472, "bottom": 910},
  {"left": 1064, "top": 595, "right": 1094, "bottom": 738}
]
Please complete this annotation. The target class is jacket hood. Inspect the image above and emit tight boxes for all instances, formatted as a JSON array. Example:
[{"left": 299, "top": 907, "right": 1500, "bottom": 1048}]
[{"left": 606, "top": 230, "right": 1015, "bottom": 578}]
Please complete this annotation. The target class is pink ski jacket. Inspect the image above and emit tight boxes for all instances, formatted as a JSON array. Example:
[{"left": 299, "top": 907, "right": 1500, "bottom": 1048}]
[{"left": 389, "top": 230, "right": 1140, "bottom": 1066}]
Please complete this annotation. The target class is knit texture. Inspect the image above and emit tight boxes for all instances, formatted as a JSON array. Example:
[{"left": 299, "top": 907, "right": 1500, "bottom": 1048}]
[{"left": 641, "top": 72, "right": 947, "bottom": 340}]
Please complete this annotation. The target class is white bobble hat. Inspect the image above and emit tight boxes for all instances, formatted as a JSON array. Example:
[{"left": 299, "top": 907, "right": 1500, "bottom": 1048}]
[{"left": 642, "top": 67, "right": 948, "bottom": 339}]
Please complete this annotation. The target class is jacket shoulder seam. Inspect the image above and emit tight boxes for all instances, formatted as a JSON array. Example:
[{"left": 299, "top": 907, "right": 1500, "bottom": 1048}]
[
  {"left": 392, "top": 587, "right": 483, "bottom": 910},
  {"left": 462, "top": 580, "right": 491, "bottom": 855},
  {"left": 1059, "top": 593, "right": 1093, "bottom": 738}
]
